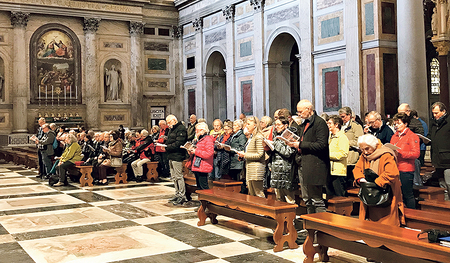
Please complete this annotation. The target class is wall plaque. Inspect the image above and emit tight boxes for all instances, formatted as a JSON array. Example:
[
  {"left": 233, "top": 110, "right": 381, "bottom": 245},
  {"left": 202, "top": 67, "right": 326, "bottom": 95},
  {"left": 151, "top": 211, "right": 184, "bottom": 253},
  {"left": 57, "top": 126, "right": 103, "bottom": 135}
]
[{"left": 241, "top": 80, "right": 253, "bottom": 115}]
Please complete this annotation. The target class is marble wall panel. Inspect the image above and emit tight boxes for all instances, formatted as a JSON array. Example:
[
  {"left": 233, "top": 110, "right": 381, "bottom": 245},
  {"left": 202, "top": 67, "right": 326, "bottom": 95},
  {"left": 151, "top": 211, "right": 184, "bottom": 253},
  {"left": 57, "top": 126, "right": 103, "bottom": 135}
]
[
  {"left": 184, "top": 39, "right": 196, "bottom": 52},
  {"left": 237, "top": 37, "right": 254, "bottom": 62},
  {"left": 267, "top": 6, "right": 299, "bottom": 26},
  {"left": 381, "top": 2, "right": 396, "bottom": 35},
  {"left": 241, "top": 80, "right": 253, "bottom": 115},
  {"left": 317, "top": 11, "right": 344, "bottom": 45},
  {"left": 100, "top": 109, "right": 130, "bottom": 127},
  {"left": 145, "top": 78, "right": 170, "bottom": 92},
  {"left": 188, "top": 88, "right": 196, "bottom": 115},
  {"left": 204, "top": 17, "right": 211, "bottom": 29},
  {"left": 0, "top": 30, "right": 9, "bottom": 46},
  {"left": 366, "top": 53, "right": 376, "bottom": 112},
  {"left": 144, "top": 42, "right": 170, "bottom": 52},
  {"left": 317, "top": 60, "right": 345, "bottom": 113},
  {"left": 365, "top": 2, "right": 375, "bottom": 36},
  {"left": 240, "top": 41, "right": 252, "bottom": 57},
  {"left": 237, "top": 21, "right": 254, "bottom": 35},
  {"left": 317, "top": 0, "right": 343, "bottom": 10},
  {"left": 205, "top": 29, "right": 226, "bottom": 45},
  {"left": 146, "top": 55, "right": 170, "bottom": 74}
]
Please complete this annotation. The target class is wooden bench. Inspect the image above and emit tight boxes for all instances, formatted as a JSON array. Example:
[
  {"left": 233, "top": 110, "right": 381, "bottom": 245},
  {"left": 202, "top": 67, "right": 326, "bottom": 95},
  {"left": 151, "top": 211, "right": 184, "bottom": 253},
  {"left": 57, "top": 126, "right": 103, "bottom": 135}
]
[
  {"left": 415, "top": 186, "right": 446, "bottom": 201},
  {"left": 145, "top": 161, "right": 159, "bottom": 182},
  {"left": 405, "top": 208, "right": 450, "bottom": 232},
  {"left": 114, "top": 163, "right": 128, "bottom": 184},
  {"left": 196, "top": 188, "right": 298, "bottom": 252},
  {"left": 76, "top": 165, "right": 94, "bottom": 187},
  {"left": 184, "top": 174, "right": 197, "bottom": 201},
  {"left": 419, "top": 199, "right": 450, "bottom": 216},
  {"left": 212, "top": 179, "right": 243, "bottom": 192},
  {"left": 301, "top": 212, "right": 450, "bottom": 263}
]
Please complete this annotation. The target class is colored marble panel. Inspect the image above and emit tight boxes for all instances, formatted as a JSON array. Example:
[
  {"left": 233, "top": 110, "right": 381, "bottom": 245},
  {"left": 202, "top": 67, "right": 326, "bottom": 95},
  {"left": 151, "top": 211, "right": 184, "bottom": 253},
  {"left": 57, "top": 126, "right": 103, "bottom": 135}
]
[
  {"left": 143, "top": 42, "right": 169, "bottom": 52},
  {"left": 205, "top": 30, "right": 226, "bottom": 45},
  {"left": 365, "top": 2, "right": 374, "bottom": 36},
  {"left": 267, "top": 6, "right": 299, "bottom": 25},
  {"left": 147, "top": 58, "right": 167, "bottom": 71},
  {"left": 241, "top": 81, "right": 253, "bottom": 115},
  {"left": 240, "top": 41, "right": 252, "bottom": 57},
  {"left": 188, "top": 89, "right": 196, "bottom": 115},
  {"left": 317, "top": 0, "right": 343, "bottom": 10},
  {"left": 103, "top": 42, "right": 123, "bottom": 49},
  {"left": 382, "top": 2, "right": 396, "bottom": 34},
  {"left": 322, "top": 66, "right": 341, "bottom": 112},
  {"left": 366, "top": 54, "right": 377, "bottom": 112},
  {"left": 383, "top": 53, "right": 399, "bottom": 117},
  {"left": 321, "top": 17, "right": 340, "bottom": 39}
]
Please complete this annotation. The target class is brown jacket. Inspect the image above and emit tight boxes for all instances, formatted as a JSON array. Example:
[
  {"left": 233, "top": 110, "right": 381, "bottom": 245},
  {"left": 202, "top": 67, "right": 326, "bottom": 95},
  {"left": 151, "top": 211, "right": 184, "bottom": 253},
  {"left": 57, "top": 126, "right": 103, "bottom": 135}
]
[
  {"left": 244, "top": 133, "right": 265, "bottom": 181},
  {"left": 353, "top": 144, "right": 405, "bottom": 227},
  {"left": 343, "top": 120, "right": 363, "bottom": 165}
]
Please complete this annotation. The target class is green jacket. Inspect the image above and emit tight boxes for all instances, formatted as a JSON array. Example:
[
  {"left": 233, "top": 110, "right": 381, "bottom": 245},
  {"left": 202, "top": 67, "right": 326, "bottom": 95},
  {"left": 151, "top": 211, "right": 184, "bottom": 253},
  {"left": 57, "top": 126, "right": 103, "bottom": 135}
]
[{"left": 60, "top": 142, "right": 82, "bottom": 163}]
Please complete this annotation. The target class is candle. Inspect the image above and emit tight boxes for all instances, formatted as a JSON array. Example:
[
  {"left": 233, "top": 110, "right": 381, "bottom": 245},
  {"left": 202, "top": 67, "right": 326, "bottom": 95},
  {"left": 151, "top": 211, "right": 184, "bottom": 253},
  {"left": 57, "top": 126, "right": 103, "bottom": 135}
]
[
  {"left": 45, "top": 85, "right": 47, "bottom": 100},
  {"left": 75, "top": 85, "right": 77, "bottom": 102},
  {"left": 70, "top": 85, "right": 72, "bottom": 100},
  {"left": 52, "top": 85, "right": 54, "bottom": 106},
  {"left": 38, "top": 85, "right": 41, "bottom": 99}
]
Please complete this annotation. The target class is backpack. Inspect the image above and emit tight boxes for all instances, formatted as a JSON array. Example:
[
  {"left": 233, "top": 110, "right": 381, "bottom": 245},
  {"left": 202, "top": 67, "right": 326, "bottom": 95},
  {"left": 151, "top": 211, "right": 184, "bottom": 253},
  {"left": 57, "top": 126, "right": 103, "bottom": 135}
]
[{"left": 52, "top": 138, "right": 58, "bottom": 149}]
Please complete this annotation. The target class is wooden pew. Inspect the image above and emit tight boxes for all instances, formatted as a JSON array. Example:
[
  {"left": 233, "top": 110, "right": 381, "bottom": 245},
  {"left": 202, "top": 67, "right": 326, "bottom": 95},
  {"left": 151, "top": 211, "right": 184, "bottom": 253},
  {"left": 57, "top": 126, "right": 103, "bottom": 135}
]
[
  {"left": 114, "top": 163, "right": 128, "bottom": 184},
  {"left": 212, "top": 178, "right": 243, "bottom": 192},
  {"left": 301, "top": 212, "right": 450, "bottom": 263},
  {"left": 404, "top": 208, "right": 450, "bottom": 232},
  {"left": 196, "top": 188, "right": 298, "bottom": 252},
  {"left": 419, "top": 199, "right": 450, "bottom": 216},
  {"left": 415, "top": 186, "right": 446, "bottom": 201},
  {"left": 184, "top": 174, "right": 197, "bottom": 201},
  {"left": 145, "top": 161, "right": 159, "bottom": 182},
  {"left": 76, "top": 165, "right": 94, "bottom": 187}
]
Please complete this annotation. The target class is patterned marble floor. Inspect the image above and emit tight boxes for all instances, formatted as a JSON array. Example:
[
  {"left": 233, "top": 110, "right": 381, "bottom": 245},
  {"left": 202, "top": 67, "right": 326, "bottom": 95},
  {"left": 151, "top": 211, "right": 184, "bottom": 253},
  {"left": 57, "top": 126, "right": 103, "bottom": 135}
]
[{"left": 0, "top": 162, "right": 366, "bottom": 263}]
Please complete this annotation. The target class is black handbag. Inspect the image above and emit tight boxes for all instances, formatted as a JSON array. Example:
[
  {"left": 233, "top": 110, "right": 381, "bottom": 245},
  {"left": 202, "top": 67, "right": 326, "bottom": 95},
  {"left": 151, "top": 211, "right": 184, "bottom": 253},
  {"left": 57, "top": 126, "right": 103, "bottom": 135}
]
[{"left": 358, "top": 181, "right": 393, "bottom": 207}]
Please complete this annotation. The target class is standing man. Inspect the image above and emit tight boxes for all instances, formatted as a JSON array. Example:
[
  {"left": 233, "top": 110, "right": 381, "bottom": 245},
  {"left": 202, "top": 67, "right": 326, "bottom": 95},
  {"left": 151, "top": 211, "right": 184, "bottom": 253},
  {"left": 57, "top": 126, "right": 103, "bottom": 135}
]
[
  {"left": 366, "top": 111, "right": 394, "bottom": 144},
  {"left": 35, "top": 123, "right": 55, "bottom": 179},
  {"left": 165, "top": 115, "right": 188, "bottom": 205},
  {"left": 289, "top": 100, "right": 330, "bottom": 214},
  {"left": 397, "top": 103, "right": 424, "bottom": 135},
  {"left": 36, "top": 117, "right": 46, "bottom": 178},
  {"left": 186, "top": 114, "right": 197, "bottom": 141},
  {"left": 429, "top": 102, "right": 450, "bottom": 200}
]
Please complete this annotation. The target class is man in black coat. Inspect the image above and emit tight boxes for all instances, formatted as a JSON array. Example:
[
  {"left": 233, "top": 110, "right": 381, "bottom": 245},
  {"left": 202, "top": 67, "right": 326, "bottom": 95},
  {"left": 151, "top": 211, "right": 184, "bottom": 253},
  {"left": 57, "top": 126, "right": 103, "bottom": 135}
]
[
  {"left": 430, "top": 102, "right": 450, "bottom": 199},
  {"left": 366, "top": 111, "right": 394, "bottom": 144},
  {"left": 289, "top": 100, "right": 330, "bottom": 214},
  {"left": 36, "top": 123, "right": 56, "bottom": 179},
  {"left": 165, "top": 114, "right": 188, "bottom": 205}
]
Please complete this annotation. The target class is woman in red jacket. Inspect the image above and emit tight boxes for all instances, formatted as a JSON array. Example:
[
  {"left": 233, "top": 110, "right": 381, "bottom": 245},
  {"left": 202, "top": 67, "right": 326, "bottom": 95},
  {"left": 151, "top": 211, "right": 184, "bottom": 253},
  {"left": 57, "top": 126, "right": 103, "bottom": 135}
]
[
  {"left": 390, "top": 113, "right": 420, "bottom": 209},
  {"left": 188, "top": 122, "right": 215, "bottom": 190}
]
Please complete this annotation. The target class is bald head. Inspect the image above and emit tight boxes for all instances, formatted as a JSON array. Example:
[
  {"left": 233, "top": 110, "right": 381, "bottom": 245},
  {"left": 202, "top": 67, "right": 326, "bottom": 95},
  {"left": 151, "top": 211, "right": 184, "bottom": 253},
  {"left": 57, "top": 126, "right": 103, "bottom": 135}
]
[
  {"left": 166, "top": 115, "right": 178, "bottom": 128},
  {"left": 297, "top": 100, "right": 314, "bottom": 119},
  {"left": 398, "top": 103, "right": 411, "bottom": 115}
]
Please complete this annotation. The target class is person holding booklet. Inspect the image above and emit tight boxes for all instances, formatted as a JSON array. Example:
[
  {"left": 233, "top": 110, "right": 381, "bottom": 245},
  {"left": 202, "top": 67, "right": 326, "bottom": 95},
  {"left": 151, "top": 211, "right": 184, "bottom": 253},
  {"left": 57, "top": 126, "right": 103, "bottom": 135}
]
[
  {"left": 214, "top": 121, "right": 233, "bottom": 180},
  {"left": 390, "top": 113, "right": 420, "bottom": 209},
  {"left": 187, "top": 122, "right": 214, "bottom": 190},
  {"left": 227, "top": 120, "right": 247, "bottom": 185},
  {"left": 267, "top": 117, "right": 298, "bottom": 203}
]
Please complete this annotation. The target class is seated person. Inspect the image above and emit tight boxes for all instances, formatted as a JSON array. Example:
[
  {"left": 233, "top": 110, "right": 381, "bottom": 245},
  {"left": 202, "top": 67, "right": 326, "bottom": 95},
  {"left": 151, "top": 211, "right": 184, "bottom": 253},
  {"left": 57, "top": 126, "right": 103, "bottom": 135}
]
[
  {"left": 131, "top": 129, "right": 155, "bottom": 182},
  {"left": 54, "top": 134, "right": 82, "bottom": 187},
  {"left": 93, "top": 131, "right": 123, "bottom": 185}
]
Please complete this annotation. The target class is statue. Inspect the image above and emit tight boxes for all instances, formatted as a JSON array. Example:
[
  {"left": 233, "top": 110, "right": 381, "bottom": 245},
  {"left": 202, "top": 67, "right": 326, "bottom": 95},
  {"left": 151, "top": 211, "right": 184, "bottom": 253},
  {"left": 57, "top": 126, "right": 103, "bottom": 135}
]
[
  {"left": 0, "top": 73, "right": 3, "bottom": 102},
  {"left": 105, "top": 65, "right": 122, "bottom": 101},
  {"left": 432, "top": 7, "right": 438, "bottom": 35}
]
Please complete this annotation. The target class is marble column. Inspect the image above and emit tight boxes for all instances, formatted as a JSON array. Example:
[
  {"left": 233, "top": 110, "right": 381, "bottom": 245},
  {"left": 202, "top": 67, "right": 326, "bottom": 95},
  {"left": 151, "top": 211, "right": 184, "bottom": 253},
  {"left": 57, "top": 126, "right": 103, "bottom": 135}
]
[
  {"left": 299, "top": 0, "right": 313, "bottom": 102},
  {"left": 397, "top": 0, "right": 428, "bottom": 119},
  {"left": 83, "top": 18, "right": 100, "bottom": 131},
  {"left": 223, "top": 5, "right": 236, "bottom": 120},
  {"left": 250, "top": 0, "right": 265, "bottom": 117},
  {"left": 193, "top": 18, "right": 204, "bottom": 119},
  {"left": 11, "top": 12, "right": 29, "bottom": 133},
  {"left": 172, "top": 25, "right": 185, "bottom": 121},
  {"left": 129, "top": 22, "right": 145, "bottom": 130},
  {"left": 433, "top": 41, "right": 450, "bottom": 107}
]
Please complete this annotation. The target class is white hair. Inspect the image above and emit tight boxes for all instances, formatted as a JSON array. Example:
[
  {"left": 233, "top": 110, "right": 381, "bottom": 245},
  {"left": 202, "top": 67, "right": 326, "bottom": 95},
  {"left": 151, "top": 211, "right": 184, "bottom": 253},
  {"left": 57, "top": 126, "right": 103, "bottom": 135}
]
[
  {"left": 140, "top": 129, "right": 149, "bottom": 137},
  {"left": 195, "top": 122, "right": 209, "bottom": 133},
  {"left": 233, "top": 119, "right": 244, "bottom": 129},
  {"left": 357, "top": 134, "right": 379, "bottom": 149}
]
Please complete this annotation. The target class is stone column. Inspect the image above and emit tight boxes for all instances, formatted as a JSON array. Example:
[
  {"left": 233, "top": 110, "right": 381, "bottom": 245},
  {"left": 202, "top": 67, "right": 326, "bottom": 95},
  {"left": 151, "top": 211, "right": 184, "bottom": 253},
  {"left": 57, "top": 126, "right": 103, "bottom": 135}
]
[
  {"left": 172, "top": 25, "right": 185, "bottom": 121},
  {"left": 250, "top": 0, "right": 265, "bottom": 117},
  {"left": 11, "top": 12, "right": 29, "bottom": 133},
  {"left": 193, "top": 18, "right": 204, "bottom": 119},
  {"left": 433, "top": 41, "right": 450, "bottom": 107},
  {"left": 223, "top": 5, "right": 236, "bottom": 120},
  {"left": 83, "top": 18, "right": 100, "bottom": 131},
  {"left": 129, "top": 22, "right": 145, "bottom": 130},
  {"left": 299, "top": 0, "right": 313, "bottom": 102},
  {"left": 397, "top": 0, "right": 428, "bottom": 119}
]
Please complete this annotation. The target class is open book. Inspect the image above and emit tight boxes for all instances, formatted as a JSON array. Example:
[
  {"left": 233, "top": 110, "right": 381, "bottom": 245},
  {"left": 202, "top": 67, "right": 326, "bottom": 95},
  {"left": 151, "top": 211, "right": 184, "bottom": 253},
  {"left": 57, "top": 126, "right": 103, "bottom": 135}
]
[
  {"left": 275, "top": 129, "right": 300, "bottom": 144},
  {"left": 180, "top": 141, "right": 195, "bottom": 151},
  {"left": 29, "top": 135, "right": 38, "bottom": 142},
  {"left": 214, "top": 141, "right": 238, "bottom": 153},
  {"left": 263, "top": 138, "right": 274, "bottom": 151},
  {"left": 384, "top": 143, "right": 400, "bottom": 151},
  {"left": 416, "top": 133, "right": 431, "bottom": 144},
  {"left": 155, "top": 143, "right": 167, "bottom": 148}
]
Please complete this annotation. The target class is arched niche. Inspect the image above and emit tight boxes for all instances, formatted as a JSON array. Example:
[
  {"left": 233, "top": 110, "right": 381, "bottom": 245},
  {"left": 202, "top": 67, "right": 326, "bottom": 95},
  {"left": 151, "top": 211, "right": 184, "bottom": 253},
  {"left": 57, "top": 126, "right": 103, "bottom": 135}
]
[
  {"left": 103, "top": 58, "right": 124, "bottom": 103},
  {"left": 0, "top": 57, "right": 4, "bottom": 102},
  {"left": 29, "top": 24, "right": 81, "bottom": 104}
]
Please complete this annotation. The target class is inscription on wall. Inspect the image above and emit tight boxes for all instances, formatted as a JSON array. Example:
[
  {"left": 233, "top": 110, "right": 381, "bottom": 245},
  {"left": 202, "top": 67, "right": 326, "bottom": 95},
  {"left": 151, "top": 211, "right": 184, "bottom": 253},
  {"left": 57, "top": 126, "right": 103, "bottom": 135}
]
[
  {"left": 205, "top": 29, "right": 226, "bottom": 45},
  {"left": 103, "top": 42, "right": 123, "bottom": 49},
  {"left": 267, "top": 6, "right": 299, "bottom": 25},
  {"left": 240, "top": 41, "right": 252, "bottom": 57},
  {"left": 147, "top": 58, "right": 167, "bottom": 71},
  {"left": 144, "top": 42, "right": 169, "bottom": 52},
  {"left": 104, "top": 115, "right": 125, "bottom": 122}
]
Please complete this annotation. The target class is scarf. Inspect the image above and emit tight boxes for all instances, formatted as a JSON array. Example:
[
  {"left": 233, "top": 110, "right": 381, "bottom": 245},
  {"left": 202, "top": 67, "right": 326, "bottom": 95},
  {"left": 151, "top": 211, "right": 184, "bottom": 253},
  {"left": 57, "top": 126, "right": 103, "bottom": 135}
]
[{"left": 364, "top": 145, "right": 397, "bottom": 173}]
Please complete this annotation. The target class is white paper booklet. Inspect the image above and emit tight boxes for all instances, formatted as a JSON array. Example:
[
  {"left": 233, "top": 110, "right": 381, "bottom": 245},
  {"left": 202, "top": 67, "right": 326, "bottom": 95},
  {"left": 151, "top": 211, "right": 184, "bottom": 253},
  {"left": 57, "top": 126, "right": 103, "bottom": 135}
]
[{"left": 276, "top": 129, "right": 300, "bottom": 143}]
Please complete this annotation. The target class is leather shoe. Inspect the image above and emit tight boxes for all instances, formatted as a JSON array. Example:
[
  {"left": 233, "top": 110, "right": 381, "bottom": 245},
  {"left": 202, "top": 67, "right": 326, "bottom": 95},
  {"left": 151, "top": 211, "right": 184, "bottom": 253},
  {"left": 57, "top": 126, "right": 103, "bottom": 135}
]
[
  {"left": 168, "top": 196, "right": 178, "bottom": 202},
  {"left": 53, "top": 182, "right": 64, "bottom": 187},
  {"left": 172, "top": 197, "right": 187, "bottom": 205}
]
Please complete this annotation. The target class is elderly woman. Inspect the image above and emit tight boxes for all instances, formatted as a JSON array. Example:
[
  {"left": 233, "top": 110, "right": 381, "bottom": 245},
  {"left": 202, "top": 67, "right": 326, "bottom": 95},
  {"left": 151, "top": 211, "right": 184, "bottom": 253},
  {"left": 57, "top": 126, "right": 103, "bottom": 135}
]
[
  {"left": 94, "top": 131, "right": 123, "bottom": 185},
  {"left": 187, "top": 122, "right": 215, "bottom": 190},
  {"left": 268, "top": 117, "right": 297, "bottom": 203},
  {"left": 214, "top": 121, "right": 233, "bottom": 180},
  {"left": 260, "top": 116, "right": 273, "bottom": 138},
  {"left": 227, "top": 120, "right": 247, "bottom": 182},
  {"left": 237, "top": 116, "right": 265, "bottom": 197},
  {"left": 327, "top": 115, "right": 349, "bottom": 197},
  {"left": 353, "top": 134, "right": 405, "bottom": 226},
  {"left": 390, "top": 113, "right": 420, "bottom": 209},
  {"left": 54, "top": 134, "right": 82, "bottom": 187},
  {"left": 131, "top": 129, "right": 154, "bottom": 182},
  {"left": 151, "top": 125, "right": 160, "bottom": 141}
]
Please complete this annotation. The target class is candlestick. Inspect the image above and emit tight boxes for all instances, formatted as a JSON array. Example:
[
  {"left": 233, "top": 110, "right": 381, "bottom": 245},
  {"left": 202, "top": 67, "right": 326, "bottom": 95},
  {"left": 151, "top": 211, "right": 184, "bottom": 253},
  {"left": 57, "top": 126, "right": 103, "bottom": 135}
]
[
  {"left": 51, "top": 85, "right": 54, "bottom": 107},
  {"left": 75, "top": 85, "right": 77, "bottom": 104},
  {"left": 38, "top": 85, "right": 41, "bottom": 100},
  {"left": 64, "top": 85, "right": 67, "bottom": 106},
  {"left": 45, "top": 85, "right": 48, "bottom": 107}
]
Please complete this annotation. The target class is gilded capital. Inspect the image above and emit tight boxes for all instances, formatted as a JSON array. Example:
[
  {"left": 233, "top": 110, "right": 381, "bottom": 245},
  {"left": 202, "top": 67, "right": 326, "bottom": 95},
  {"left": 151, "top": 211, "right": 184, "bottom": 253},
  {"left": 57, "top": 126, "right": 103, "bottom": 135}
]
[
  {"left": 83, "top": 18, "right": 101, "bottom": 33},
  {"left": 432, "top": 39, "right": 450, "bottom": 55},
  {"left": 129, "top": 21, "right": 145, "bottom": 35},
  {"left": 10, "top": 12, "right": 29, "bottom": 28}
]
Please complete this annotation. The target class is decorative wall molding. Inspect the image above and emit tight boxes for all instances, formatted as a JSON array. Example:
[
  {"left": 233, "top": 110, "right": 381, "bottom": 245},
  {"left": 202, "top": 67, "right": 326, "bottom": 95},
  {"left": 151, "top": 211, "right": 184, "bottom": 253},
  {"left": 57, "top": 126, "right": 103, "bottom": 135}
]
[
  {"left": 129, "top": 21, "right": 145, "bottom": 35},
  {"left": 193, "top": 18, "right": 203, "bottom": 31},
  {"left": 250, "top": 0, "right": 264, "bottom": 12},
  {"left": 10, "top": 11, "right": 29, "bottom": 28},
  {"left": 222, "top": 5, "right": 235, "bottom": 22},
  {"left": 83, "top": 17, "right": 101, "bottom": 33}
]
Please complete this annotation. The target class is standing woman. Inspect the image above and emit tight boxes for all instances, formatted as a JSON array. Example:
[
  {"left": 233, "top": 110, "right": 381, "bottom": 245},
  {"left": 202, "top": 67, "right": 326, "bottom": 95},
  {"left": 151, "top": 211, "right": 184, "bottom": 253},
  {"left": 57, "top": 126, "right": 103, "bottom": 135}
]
[
  {"left": 215, "top": 121, "right": 233, "bottom": 180},
  {"left": 268, "top": 117, "right": 297, "bottom": 203},
  {"left": 390, "top": 113, "right": 420, "bottom": 209},
  {"left": 227, "top": 120, "right": 247, "bottom": 181},
  {"left": 353, "top": 134, "right": 405, "bottom": 226},
  {"left": 237, "top": 116, "right": 265, "bottom": 197},
  {"left": 188, "top": 122, "right": 215, "bottom": 190}
]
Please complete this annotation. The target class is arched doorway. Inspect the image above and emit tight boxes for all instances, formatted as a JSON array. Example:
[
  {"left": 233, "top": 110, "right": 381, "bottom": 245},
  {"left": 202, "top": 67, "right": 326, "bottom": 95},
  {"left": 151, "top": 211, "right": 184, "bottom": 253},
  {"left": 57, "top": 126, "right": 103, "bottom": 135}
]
[
  {"left": 267, "top": 33, "right": 299, "bottom": 116},
  {"left": 205, "top": 51, "right": 226, "bottom": 123}
]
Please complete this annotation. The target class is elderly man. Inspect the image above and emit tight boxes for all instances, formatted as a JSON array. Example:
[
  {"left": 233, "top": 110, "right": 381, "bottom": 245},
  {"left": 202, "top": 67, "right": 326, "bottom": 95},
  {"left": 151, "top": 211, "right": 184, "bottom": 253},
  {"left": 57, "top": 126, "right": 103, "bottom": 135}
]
[
  {"left": 187, "top": 114, "right": 197, "bottom": 141},
  {"left": 366, "top": 111, "right": 394, "bottom": 144},
  {"left": 397, "top": 103, "right": 424, "bottom": 136},
  {"left": 165, "top": 115, "right": 188, "bottom": 205},
  {"left": 429, "top": 102, "right": 450, "bottom": 200},
  {"left": 36, "top": 117, "right": 46, "bottom": 178},
  {"left": 35, "top": 123, "right": 56, "bottom": 179},
  {"left": 289, "top": 99, "right": 330, "bottom": 214}
]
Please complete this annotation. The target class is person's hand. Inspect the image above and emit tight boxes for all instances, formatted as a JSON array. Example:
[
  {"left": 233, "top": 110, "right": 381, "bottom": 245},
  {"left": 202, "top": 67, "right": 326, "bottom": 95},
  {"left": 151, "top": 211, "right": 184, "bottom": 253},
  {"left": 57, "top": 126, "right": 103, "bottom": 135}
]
[
  {"left": 363, "top": 125, "right": 370, "bottom": 134},
  {"left": 237, "top": 151, "right": 245, "bottom": 158},
  {"left": 359, "top": 178, "right": 367, "bottom": 183},
  {"left": 190, "top": 149, "right": 196, "bottom": 155},
  {"left": 35, "top": 140, "right": 39, "bottom": 145},
  {"left": 287, "top": 141, "right": 300, "bottom": 149},
  {"left": 57, "top": 161, "right": 62, "bottom": 166}
]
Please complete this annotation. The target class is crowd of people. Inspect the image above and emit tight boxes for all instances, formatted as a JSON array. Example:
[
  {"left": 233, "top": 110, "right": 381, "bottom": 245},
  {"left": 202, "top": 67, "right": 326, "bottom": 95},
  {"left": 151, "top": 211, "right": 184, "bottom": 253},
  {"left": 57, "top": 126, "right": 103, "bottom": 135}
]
[{"left": 32, "top": 99, "right": 450, "bottom": 228}]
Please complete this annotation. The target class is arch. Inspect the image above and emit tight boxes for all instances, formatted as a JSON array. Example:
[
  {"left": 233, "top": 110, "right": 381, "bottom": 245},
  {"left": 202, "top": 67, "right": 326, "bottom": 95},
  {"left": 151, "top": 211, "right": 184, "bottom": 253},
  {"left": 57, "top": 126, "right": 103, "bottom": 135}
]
[
  {"left": 264, "top": 26, "right": 301, "bottom": 62},
  {"left": 204, "top": 50, "right": 227, "bottom": 123},
  {"left": 203, "top": 46, "right": 227, "bottom": 70},
  {"left": 29, "top": 23, "right": 82, "bottom": 104},
  {"left": 0, "top": 49, "right": 12, "bottom": 103},
  {"left": 99, "top": 56, "right": 128, "bottom": 103}
]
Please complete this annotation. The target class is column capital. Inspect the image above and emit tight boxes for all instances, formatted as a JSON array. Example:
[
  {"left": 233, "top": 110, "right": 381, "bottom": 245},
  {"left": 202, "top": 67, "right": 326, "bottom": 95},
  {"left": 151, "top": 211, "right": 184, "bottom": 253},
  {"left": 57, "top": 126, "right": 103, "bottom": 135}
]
[
  {"left": 432, "top": 39, "right": 450, "bottom": 55},
  {"left": 83, "top": 18, "right": 101, "bottom": 33},
  {"left": 250, "top": 0, "right": 265, "bottom": 12},
  {"left": 172, "top": 25, "right": 183, "bottom": 38},
  {"left": 222, "top": 5, "right": 235, "bottom": 22},
  {"left": 10, "top": 12, "right": 29, "bottom": 28},
  {"left": 295, "top": 54, "right": 301, "bottom": 61},
  {"left": 193, "top": 18, "right": 203, "bottom": 32},
  {"left": 129, "top": 21, "right": 145, "bottom": 35}
]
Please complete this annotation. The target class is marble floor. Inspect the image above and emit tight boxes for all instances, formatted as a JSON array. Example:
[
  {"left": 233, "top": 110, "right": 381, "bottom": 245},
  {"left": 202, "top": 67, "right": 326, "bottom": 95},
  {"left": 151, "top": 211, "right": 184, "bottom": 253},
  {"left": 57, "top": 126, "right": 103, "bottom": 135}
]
[{"left": 0, "top": 162, "right": 367, "bottom": 263}]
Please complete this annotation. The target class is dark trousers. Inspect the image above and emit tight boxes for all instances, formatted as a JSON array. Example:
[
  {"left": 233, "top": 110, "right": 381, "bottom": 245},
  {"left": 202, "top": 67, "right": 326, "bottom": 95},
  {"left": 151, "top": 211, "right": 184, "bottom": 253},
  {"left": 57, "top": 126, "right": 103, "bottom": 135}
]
[
  {"left": 57, "top": 161, "right": 77, "bottom": 183},
  {"left": 41, "top": 152, "right": 53, "bottom": 175},
  {"left": 38, "top": 150, "right": 45, "bottom": 175},
  {"left": 327, "top": 176, "right": 347, "bottom": 197},
  {"left": 155, "top": 152, "right": 170, "bottom": 177},
  {"left": 400, "top": 171, "right": 415, "bottom": 209},
  {"left": 419, "top": 150, "right": 426, "bottom": 167},
  {"left": 194, "top": 171, "right": 209, "bottom": 190}
]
